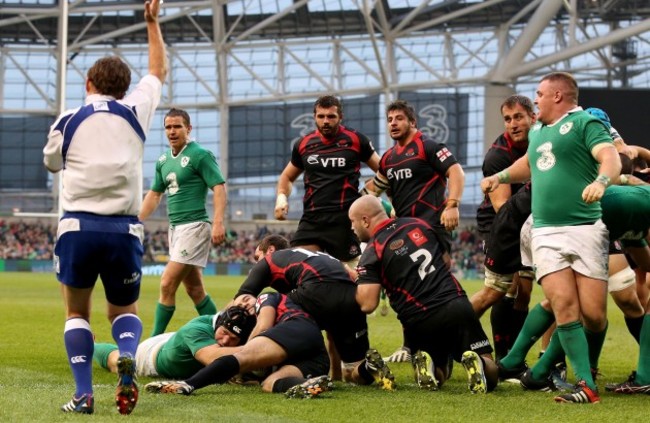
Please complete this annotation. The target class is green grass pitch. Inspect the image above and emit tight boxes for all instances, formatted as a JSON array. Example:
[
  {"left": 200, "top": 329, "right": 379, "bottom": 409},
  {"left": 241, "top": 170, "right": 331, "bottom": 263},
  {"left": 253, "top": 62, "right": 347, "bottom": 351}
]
[{"left": 0, "top": 272, "right": 646, "bottom": 421}]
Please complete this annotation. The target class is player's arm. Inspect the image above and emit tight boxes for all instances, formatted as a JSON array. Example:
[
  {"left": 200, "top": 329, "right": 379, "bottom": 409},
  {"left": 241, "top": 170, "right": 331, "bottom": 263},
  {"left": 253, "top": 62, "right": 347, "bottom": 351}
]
[
  {"left": 138, "top": 190, "right": 163, "bottom": 221},
  {"left": 582, "top": 144, "right": 621, "bottom": 204},
  {"left": 275, "top": 162, "right": 302, "bottom": 220},
  {"left": 440, "top": 163, "right": 465, "bottom": 230},
  {"left": 487, "top": 184, "right": 512, "bottom": 213},
  {"left": 248, "top": 304, "right": 276, "bottom": 340},
  {"left": 361, "top": 171, "right": 389, "bottom": 196},
  {"left": 631, "top": 145, "right": 650, "bottom": 165},
  {"left": 355, "top": 283, "right": 381, "bottom": 314},
  {"left": 211, "top": 183, "right": 227, "bottom": 245},
  {"left": 481, "top": 154, "right": 531, "bottom": 194},
  {"left": 364, "top": 151, "right": 381, "bottom": 172},
  {"left": 194, "top": 345, "right": 243, "bottom": 366},
  {"left": 236, "top": 260, "right": 272, "bottom": 298},
  {"left": 144, "top": 0, "right": 168, "bottom": 83}
]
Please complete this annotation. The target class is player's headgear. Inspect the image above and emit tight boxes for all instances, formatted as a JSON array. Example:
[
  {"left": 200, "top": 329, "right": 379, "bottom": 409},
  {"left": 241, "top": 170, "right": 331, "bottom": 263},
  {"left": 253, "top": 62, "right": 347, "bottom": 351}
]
[
  {"left": 215, "top": 306, "right": 256, "bottom": 343},
  {"left": 585, "top": 107, "right": 612, "bottom": 129}
]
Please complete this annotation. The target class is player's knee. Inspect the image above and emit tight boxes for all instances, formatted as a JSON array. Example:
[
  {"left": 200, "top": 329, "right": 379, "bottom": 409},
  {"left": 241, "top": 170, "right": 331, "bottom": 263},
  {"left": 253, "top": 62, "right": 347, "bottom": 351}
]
[{"left": 608, "top": 266, "right": 636, "bottom": 294}]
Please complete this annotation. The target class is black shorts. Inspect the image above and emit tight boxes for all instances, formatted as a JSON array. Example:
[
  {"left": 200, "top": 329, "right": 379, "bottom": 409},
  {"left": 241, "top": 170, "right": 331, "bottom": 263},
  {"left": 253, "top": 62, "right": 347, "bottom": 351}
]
[
  {"left": 403, "top": 297, "right": 493, "bottom": 364},
  {"left": 290, "top": 283, "right": 369, "bottom": 363},
  {"left": 483, "top": 202, "right": 531, "bottom": 275},
  {"left": 259, "top": 317, "right": 328, "bottom": 369},
  {"left": 291, "top": 213, "right": 361, "bottom": 261},
  {"left": 609, "top": 240, "right": 624, "bottom": 255}
]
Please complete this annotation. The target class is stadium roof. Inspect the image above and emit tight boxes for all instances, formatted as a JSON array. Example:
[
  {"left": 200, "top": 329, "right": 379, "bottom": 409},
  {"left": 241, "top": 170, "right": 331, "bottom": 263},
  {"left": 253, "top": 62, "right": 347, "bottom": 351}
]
[{"left": 1, "top": 0, "right": 649, "bottom": 108}]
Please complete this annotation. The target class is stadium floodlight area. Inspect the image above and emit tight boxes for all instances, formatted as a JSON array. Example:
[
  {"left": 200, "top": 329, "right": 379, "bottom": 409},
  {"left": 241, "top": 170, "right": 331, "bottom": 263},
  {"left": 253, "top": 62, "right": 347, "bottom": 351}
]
[{"left": 0, "top": 0, "right": 649, "bottom": 220}]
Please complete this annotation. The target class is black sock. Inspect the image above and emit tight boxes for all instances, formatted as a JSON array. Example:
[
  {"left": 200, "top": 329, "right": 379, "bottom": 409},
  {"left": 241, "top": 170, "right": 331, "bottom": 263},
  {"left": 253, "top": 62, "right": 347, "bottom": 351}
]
[
  {"left": 509, "top": 308, "right": 529, "bottom": 351},
  {"left": 625, "top": 315, "right": 644, "bottom": 344},
  {"left": 185, "top": 355, "right": 240, "bottom": 390},
  {"left": 357, "top": 361, "right": 374, "bottom": 385},
  {"left": 272, "top": 377, "right": 306, "bottom": 393},
  {"left": 490, "top": 296, "right": 515, "bottom": 361}
]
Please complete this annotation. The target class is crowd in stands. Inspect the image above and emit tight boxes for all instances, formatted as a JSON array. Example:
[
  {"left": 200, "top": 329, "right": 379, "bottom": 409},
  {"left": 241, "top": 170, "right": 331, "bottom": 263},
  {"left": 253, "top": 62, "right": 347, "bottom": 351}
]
[{"left": 0, "top": 220, "right": 486, "bottom": 278}]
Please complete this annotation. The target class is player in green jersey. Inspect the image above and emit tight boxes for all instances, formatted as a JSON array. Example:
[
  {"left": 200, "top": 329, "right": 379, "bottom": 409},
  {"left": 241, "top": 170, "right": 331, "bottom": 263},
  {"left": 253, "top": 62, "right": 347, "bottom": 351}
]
[
  {"left": 139, "top": 108, "right": 227, "bottom": 336},
  {"left": 94, "top": 306, "right": 255, "bottom": 380},
  {"left": 481, "top": 72, "right": 621, "bottom": 403}
]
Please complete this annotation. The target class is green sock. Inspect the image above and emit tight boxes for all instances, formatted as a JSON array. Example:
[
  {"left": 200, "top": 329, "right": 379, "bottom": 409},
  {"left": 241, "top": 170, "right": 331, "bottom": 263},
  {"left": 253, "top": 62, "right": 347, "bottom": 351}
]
[
  {"left": 584, "top": 322, "right": 608, "bottom": 371},
  {"left": 530, "top": 331, "right": 563, "bottom": 380},
  {"left": 499, "top": 303, "right": 554, "bottom": 369},
  {"left": 557, "top": 320, "right": 596, "bottom": 390},
  {"left": 195, "top": 294, "right": 217, "bottom": 316},
  {"left": 635, "top": 314, "right": 650, "bottom": 384},
  {"left": 93, "top": 343, "right": 118, "bottom": 369},
  {"left": 150, "top": 303, "right": 175, "bottom": 337}
]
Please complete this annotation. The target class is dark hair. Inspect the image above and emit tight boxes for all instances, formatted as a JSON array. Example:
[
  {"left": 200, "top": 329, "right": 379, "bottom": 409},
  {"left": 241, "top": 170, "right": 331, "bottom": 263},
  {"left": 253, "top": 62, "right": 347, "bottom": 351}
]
[
  {"left": 386, "top": 100, "right": 417, "bottom": 123},
  {"left": 632, "top": 156, "right": 647, "bottom": 171},
  {"left": 257, "top": 234, "right": 289, "bottom": 254},
  {"left": 215, "top": 306, "right": 257, "bottom": 343},
  {"left": 165, "top": 108, "right": 191, "bottom": 127},
  {"left": 620, "top": 153, "right": 633, "bottom": 175},
  {"left": 540, "top": 71, "right": 578, "bottom": 104},
  {"left": 314, "top": 95, "right": 343, "bottom": 115},
  {"left": 87, "top": 56, "right": 131, "bottom": 99},
  {"left": 501, "top": 95, "right": 534, "bottom": 115}
]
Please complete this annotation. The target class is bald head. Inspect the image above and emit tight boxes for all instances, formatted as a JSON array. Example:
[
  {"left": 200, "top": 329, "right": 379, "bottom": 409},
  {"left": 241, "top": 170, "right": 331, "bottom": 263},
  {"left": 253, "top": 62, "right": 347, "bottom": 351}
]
[{"left": 349, "top": 196, "right": 390, "bottom": 242}]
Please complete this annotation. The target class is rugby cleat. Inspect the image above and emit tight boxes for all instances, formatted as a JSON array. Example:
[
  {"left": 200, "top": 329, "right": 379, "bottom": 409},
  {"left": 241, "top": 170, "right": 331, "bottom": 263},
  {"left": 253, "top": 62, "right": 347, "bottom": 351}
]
[
  {"left": 285, "top": 375, "right": 333, "bottom": 399},
  {"left": 365, "top": 348, "right": 396, "bottom": 390},
  {"left": 461, "top": 351, "right": 487, "bottom": 394},
  {"left": 497, "top": 360, "right": 528, "bottom": 383},
  {"left": 605, "top": 371, "right": 650, "bottom": 394},
  {"left": 115, "top": 353, "right": 138, "bottom": 415},
  {"left": 412, "top": 350, "right": 438, "bottom": 391},
  {"left": 554, "top": 380, "right": 600, "bottom": 404},
  {"left": 519, "top": 368, "right": 557, "bottom": 392},
  {"left": 145, "top": 380, "right": 194, "bottom": 395},
  {"left": 61, "top": 393, "right": 94, "bottom": 414}
]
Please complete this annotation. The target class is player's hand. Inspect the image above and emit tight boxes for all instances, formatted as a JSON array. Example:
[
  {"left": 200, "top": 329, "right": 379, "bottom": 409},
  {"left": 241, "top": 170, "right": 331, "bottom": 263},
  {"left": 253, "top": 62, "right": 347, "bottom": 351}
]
[
  {"left": 480, "top": 175, "right": 500, "bottom": 194},
  {"left": 212, "top": 222, "right": 226, "bottom": 245},
  {"left": 274, "top": 194, "right": 289, "bottom": 220},
  {"left": 582, "top": 181, "right": 606, "bottom": 204},
  {"left": 441, "top": 206, "right": 459, "bottom": 231},
  {"left": 144, "top": 0, "right": 161, "bottom": 23}
]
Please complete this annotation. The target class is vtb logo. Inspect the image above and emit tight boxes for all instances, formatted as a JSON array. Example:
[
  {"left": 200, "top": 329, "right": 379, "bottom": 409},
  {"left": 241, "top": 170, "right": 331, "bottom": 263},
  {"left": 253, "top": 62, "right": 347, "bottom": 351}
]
[
  {"left": 386, "top": 168, "right": 412, "bottom": 180},
  {"left": 70, "top": 355, "right": 87, "bottom": 364},
  {"left": 307, "top": 155, "right": 346, "bottom": 167}
]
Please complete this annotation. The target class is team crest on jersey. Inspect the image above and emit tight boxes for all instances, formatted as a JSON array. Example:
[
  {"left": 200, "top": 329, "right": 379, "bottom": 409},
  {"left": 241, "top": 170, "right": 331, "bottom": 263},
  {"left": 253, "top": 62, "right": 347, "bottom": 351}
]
[
  {"left": 407, "top": 228, "right": 427, "bottom": 247},
  {"left": 181, "top": 156, "right": 190, "bottom": 167},
  {"left": 436, "top": 147, "right": 452, "bottom": 162},
  {"left": 337, "top": 140, "right": 349, "bottom": 148},
  {"left": 559, "top": 122, "right": 573, "bottom": 135},
  {"left": 389, "top": 239, "right": 405, "bottom": 250},
  {"left": 158, "top": 154, "right": 167, "bottom": 163},
  {"left": 405, "top": 148, "right": 415, "bottom": 157},
  {"left": 349, "top": 244, "right": 360, "bottom": 257}
]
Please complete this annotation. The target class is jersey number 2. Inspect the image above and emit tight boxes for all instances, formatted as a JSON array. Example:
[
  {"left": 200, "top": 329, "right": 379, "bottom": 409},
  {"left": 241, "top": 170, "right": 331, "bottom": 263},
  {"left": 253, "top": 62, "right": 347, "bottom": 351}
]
[{"left": 409, "top": 249, "right": 436, "bottom": 280}]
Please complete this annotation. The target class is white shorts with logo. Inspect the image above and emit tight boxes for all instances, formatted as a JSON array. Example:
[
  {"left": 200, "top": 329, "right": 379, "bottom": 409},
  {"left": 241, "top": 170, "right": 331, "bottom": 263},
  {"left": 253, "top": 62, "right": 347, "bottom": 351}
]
[
  {"left": 135, "top": 332, "right": 174, "bottom": 377},
  {"left": 168, "top": 221, "right": 211, "bottom": 267},
  {"left": 530, "top": 219, "right": 609, "bottom": 282}
]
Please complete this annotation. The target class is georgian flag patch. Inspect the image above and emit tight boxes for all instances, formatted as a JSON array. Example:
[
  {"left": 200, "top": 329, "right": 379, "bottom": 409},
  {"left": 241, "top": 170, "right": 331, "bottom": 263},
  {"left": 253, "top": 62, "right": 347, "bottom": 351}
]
[{"left": 436, "top": 147, "right": 451, "bottom": 162}]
